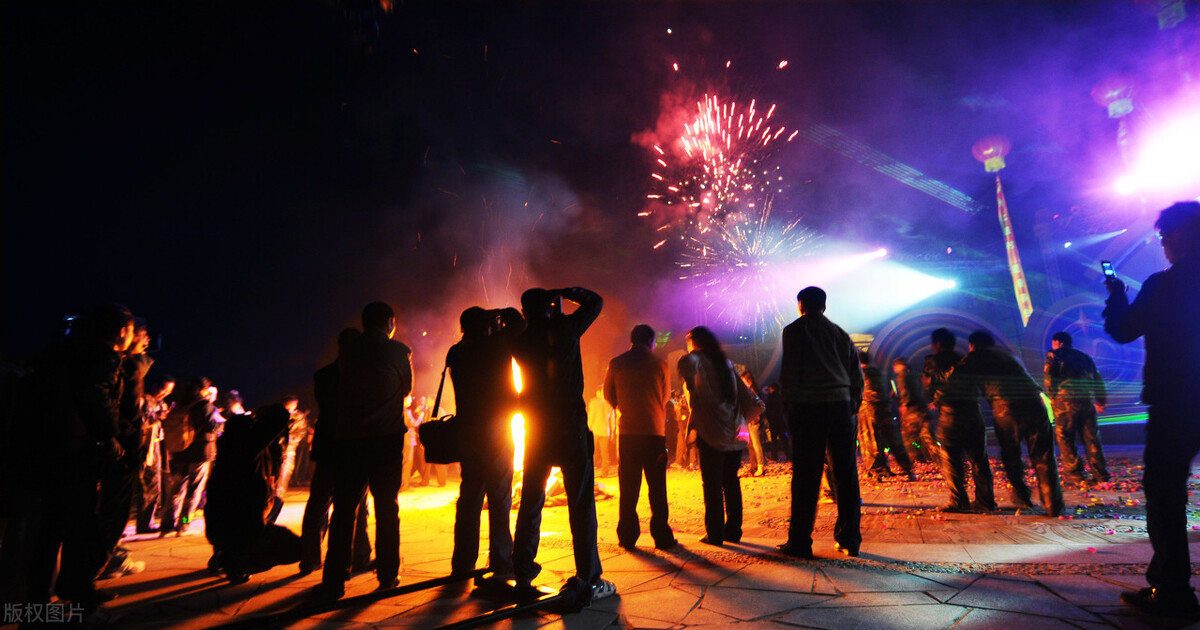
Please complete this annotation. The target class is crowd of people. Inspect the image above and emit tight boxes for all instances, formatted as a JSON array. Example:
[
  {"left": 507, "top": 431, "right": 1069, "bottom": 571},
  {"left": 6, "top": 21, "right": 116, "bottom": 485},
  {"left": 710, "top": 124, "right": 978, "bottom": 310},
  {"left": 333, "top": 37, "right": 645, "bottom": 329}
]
[{"left": 1, "top": 200, "right": 1196, "bottom": 622}]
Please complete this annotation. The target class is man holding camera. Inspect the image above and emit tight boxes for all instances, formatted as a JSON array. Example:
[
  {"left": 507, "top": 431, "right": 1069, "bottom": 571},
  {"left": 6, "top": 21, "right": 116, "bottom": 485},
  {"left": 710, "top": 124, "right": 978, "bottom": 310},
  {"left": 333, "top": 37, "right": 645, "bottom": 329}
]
[{"left": 1106, "top": 201, "right": 1200, "bottom": 619}]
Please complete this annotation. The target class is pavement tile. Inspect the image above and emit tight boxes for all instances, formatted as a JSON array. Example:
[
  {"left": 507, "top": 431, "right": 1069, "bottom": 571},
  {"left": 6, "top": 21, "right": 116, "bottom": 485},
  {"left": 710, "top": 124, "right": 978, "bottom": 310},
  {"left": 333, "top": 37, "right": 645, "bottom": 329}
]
[
  {"left": 776, "top": 603, "right": 967, "bottom": 629},
  {"left": 619, "top": 614, "right": 674, "bottom": 629},
  {"left": 809, "top": 591, "right": 940, "bottom": 608},
  {"left": 713, "top": 561, "right": 820, "bottom": 593},
  {"left": 818, "top": 565, "right": 947, "bottom": 593},
  {"left": 598, "top": 551, "right": 682, "bottom": 573},
  {"left": 945, "top": 576, "right": 1094, "bottom": 621},
  {"left": 602, "top": 570, "right": 677, "bottom": 595},
  {"left": 600, "top": 585, "right": 700, "bottom": 623},
  {"left": 963, "top": 543, "right": 1072, "bottom": 564},
  {"left": 700, "top": 585, "right": 830, "bottom": 619},
  {"left": 1036, "top": 574, "right": 1141, "bottom": 606},
  {"left": 533, "top": 608, "right": 621, "bottom": 630},
  {"left": 1088, "top": 606, "right": 1200, "bottom": 630},
  {"left": 620, "top": 573, "right": 676, "bottom": 595},
  {"left": 951, "top": 608, "right": 1098, "bottom": 629}
]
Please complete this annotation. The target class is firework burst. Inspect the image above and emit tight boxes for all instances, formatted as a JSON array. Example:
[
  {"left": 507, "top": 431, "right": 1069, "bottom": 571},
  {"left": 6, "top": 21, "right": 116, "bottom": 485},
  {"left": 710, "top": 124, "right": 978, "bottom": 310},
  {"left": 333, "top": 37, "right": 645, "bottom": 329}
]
[
  {"left": 677, "top": 199, "right": 817, "bottom": 335},
  {"left": 646, "top": 93, "right": 798, "bottom": 244}
]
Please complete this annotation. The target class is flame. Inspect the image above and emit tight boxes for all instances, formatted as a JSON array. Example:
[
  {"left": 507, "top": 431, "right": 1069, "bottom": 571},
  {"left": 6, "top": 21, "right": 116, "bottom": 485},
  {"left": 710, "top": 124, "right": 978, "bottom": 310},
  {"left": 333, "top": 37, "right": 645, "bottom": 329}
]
[{"left": 511, "top": 359, "right": 525, "bottom": 472}]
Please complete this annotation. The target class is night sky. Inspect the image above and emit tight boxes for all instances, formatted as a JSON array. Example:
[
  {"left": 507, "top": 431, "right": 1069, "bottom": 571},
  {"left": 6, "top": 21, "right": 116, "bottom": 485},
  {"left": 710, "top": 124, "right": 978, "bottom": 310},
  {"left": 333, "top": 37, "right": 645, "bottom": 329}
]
[{"left": 3, "top": 1, "right": 1189, "bottom": 408}]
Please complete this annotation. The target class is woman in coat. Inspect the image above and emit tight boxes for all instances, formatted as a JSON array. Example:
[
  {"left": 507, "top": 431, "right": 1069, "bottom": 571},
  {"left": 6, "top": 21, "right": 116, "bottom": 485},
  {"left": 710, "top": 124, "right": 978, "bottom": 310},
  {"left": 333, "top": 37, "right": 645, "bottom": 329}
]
[{"left": 677, "top": 327, "right": 746, "bottom": 546}]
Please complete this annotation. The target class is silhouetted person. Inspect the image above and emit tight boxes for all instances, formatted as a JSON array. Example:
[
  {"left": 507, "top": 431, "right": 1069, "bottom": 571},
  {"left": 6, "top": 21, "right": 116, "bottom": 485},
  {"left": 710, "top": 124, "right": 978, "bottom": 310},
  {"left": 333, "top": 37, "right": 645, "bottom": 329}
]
[
  {"left": 449, "top": 306, "right": 524, "bottom": 582},
  {"left": 160, "top": 377, "right": 221, "bottom": 535},
  {"left": 926, "top": 328, "right": 994, "bottom": 513},
  {"left": 892, "top": 358, "right": 938, "bottom": 464},
  {"left": 206, "top": 404, "right": 301, "bottom": 583},
  {"left": 299, "top": 328, "right": 371, "bottom": 577},
  {"left": 7, "top": 304, "right": 135, "bottom": 613},
  {"left": 776, "top": 287, "right": 863, "bottom": 558},
  {"left": 739, "top": 367, "right": 767, "bottom": 477},
  {"left": 858, "top": 351, "right": 914, "bottom": 480},
  {"left": 1044, "top": 331, "right": 1109, "bottom": 483},
  {"left": 679, "top": 326, "right": 747, "bottom": 547},
  {"left": 762, "top": 382, "right": 789, "bottom": 462},
  {"left": 605, "top": 324, "right": 676, "bottom": 550},
  {"left": 319, "top": 302, "right": 412, "bottom": 598},
  {"left": 955, "top": 331, "right": 1062, "bottom": 516},
  {"left": 98, "top": 320, "right": 153, "bottom": 578},
  {"left": 512, "top": 287, "right": 614, "bottom": 605},
  {"left": 1106, "top": 201, "right": 1200, "bottom": 619}
]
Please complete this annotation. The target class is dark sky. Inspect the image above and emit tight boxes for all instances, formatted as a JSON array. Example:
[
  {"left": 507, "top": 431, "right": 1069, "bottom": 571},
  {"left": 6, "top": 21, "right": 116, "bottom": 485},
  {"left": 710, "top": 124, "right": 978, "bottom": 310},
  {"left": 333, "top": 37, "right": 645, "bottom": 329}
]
[{"left": 3, "top": 1, "right": 1188, "bottom": 406}]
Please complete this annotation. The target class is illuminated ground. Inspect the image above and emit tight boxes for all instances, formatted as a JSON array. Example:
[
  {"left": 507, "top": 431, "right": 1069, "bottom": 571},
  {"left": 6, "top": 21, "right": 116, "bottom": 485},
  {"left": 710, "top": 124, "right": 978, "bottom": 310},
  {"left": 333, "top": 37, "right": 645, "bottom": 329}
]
[{"left": 84, "top": 445, "right": 1200, "bottom": 629}]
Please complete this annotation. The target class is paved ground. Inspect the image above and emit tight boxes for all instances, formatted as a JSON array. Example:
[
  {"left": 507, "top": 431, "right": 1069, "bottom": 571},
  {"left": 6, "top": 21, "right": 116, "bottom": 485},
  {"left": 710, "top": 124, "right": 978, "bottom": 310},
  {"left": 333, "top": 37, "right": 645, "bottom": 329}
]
[{"left": 27, "top": 445, "right": 1200, "bottom": 628}]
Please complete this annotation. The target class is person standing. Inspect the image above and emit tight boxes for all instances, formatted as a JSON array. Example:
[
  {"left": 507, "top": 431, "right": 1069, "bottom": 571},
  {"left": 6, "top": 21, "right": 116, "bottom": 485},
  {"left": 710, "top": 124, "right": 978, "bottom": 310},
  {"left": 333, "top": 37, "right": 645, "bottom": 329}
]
[
  {"left": 955, "top": 331, "right": 1062, "bottom": 516},
  {"left": 775, "top": 287, "right": 863, "bottom": 558},
  {"left": 1044, "top": 331, "right": 1109, "bottom": 483},
  {"left": 678, "top": 327, "right": 746, "bottom": 547},
  {"left": 299, "top": 328, "right": 372, "bottom": 577},
  {"left": 927, "top": 329, "right": 995, "bottom": 513},
  {"left": 891, "top": 358, "right": 938, "bottom": 465},
  {"left": 1105, "top": 201, "right": 1200, "bottom": 619},
  {"left": 135, "top": 375, "right": 174, "bottom": 534},
  {"left": 319, "top": 302, "right": 412, "bottom": 598},
  {"left": 449, "top": 306, "right": 524, "bottom": 582},
  {"left": 511, "top": 287, "right": 614, "bottom": 606},
  {"left": 587, "top": 387, "right": 615, "bottom": 478},
  {"left": 160, "top": 377, "right": 221, "bottom": 536},
  {"left": 605, "top": 324, "right": 677, "bottom": 551},
  {"left": 858, "top": 351, "right": 914, "bottom": 481}
]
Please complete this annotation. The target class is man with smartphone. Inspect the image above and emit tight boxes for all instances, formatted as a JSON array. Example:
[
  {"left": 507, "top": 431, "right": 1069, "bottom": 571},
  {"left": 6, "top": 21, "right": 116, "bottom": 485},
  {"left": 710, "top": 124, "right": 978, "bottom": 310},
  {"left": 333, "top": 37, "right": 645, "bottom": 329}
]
[{"left": 1105, "top": 201, "right": 1200, "bottom": 620}]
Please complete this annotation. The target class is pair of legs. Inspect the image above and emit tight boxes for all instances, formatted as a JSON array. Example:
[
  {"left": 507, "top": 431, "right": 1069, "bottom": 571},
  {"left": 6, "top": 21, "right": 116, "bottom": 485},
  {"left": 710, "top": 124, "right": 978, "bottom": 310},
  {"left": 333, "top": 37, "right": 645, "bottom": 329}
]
[
  {"left": 161, "top": 459, "right": 210, "bottom": 533},
  {"left": 1142, "top": 406, "right": 1200, "bottom": 604},
  {"left": 696, "top": 438, "right": 742, "bottom": 544},
  {"left": 899, "top": 405, "right": 939, "bottom": 464},
  {"left": 323, "top": 435, "right": 404, "bottom": 590},
  {"left": 991, "top": 406, "right": 1064, "bottom": 515},
  {"left": 300, "top": 459, "right": 372, "bottom": 573},
  {"left": 1054, "top": 402, "right": 1110, "bottom": 481},
  {"left": 937, "top": 412, "right": 995, "bottom": 510},
  {"left": 452, "top": 451, "right": 514, "bottom": 575},
  {"left": 786, "top": 401, "right": 860, "bottom": 553},
  {"left": 616, "top": 435, "right": 675, "bottom": 548},
  {"left": 512, "top": 432, "right": 601, "bottom": 592},
  {"left": 859, "top": 406, "right": 913, "bottom": 476}
]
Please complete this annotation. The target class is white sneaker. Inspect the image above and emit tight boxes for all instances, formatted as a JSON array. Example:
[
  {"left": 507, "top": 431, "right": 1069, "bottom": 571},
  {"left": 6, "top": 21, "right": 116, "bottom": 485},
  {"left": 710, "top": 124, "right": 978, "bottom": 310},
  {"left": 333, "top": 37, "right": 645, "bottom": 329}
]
[{"left": 591, "top": 578, "right": 616, "bottom": 601}]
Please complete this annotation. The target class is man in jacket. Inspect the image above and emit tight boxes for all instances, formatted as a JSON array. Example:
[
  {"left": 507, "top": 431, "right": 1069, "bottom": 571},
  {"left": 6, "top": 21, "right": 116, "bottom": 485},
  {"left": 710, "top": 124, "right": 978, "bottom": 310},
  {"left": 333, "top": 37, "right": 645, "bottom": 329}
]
[
  {"left": 1106, "top": 201, "right": 1200, "bottom": 619},
  {"left": 955, "top": 331, "right": 1062, "bottom": 516},
  {"left": 320, "top": 302, "right": 412, "bottom": 597},
  {"left": 605, "top": 324, "right": 676, "bottom": 551},
  {"left": 776, "top": 287, "right": 863, "bottom": 559},
  {"left": 1044, "top": 331, "right": 1109, "bottom": 483},
  {"left": 926, "top": 328, "right": 994, "bottom": 513}
]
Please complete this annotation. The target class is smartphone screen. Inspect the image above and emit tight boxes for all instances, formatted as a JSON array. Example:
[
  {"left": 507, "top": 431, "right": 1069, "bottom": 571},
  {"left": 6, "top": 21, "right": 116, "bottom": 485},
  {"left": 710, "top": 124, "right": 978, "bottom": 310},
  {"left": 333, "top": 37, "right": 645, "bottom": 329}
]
[{"left": 1101, "top": 260, "right": 1115, "bottom": 278}]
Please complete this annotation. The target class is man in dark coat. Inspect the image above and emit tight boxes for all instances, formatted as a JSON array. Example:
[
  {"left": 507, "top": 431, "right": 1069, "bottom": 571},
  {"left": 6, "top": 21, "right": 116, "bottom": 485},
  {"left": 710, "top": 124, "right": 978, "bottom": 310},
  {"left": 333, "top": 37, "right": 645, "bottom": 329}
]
[
  {"left": 954, "top": 331, "right": 1062, "bottom": 517},
  {"left": 1044, "top": 331, "right": 1109, "bottom": 482},
  {"left": 511, "top": 287, "right": 613, "bottom": 606},
  {"left": 320, "top": 302, "right": 412, "bottom": 597},
  {"left": 299, "top": 328, "right": 372, "bottom": 576},
  {"left": 449, "top": 306, "right": 524, "bottom": 581},
  {"left": 776, "top": 287, "right": 864, "bottom": 559},
  {"left": 1106, "top": 201, "right": 1200, "bottom": 619},
  {"left": 925, "top": 328, "right": 994, "bottom": 513},
  {"left": 605, "top": 324, "right": 676, "bottom": 551}
]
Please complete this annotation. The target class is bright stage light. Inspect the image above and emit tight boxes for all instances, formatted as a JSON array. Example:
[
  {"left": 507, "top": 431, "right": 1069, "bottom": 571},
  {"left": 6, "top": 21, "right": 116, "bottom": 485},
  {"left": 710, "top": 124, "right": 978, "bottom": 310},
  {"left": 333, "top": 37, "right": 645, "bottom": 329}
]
[
  {"left": 1064, "top": 242, "right": 1073, "bottom": 249},
  {"left": 1114, "top": 174, "right": 1140, "bottom": 196},
  {"left": 872, "top": 247, "right": 888, "bottom": 258},
  {"left": 824, "top": 260, "right": 958, "bottom": 331},
  {"left": 1123, "top": 108, "right": 1200, "bottom": 197}
]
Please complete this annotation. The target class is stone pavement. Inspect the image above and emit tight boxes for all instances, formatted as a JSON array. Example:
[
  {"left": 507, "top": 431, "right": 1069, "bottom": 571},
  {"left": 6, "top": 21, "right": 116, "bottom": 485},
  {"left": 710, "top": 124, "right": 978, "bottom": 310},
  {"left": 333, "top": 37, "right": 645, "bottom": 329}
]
[{"left": 38, "top": 446, "right": 1200, "bottom": 628}]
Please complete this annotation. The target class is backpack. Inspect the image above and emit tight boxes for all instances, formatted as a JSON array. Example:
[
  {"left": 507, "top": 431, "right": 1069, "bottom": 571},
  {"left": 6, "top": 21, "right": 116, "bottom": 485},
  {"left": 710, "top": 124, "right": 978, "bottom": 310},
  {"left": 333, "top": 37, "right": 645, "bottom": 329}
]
[{"left": 162, "top": 403, "right": 195, "bottom": 453}]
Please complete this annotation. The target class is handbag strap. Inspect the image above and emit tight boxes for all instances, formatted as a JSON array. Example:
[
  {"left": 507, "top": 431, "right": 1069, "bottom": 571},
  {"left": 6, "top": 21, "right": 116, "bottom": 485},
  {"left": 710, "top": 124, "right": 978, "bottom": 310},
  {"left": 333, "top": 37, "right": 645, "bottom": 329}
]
[{"left": 430, "top": 363, "right": 449, "bottom": 418}]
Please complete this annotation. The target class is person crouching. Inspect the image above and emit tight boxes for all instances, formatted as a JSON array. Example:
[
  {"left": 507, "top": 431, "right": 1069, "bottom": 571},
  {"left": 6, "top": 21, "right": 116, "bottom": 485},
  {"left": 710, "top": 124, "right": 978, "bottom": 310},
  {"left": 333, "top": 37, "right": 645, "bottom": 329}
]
[{"left": 205, "top": 404, "right": 301, "bottom": 583}]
